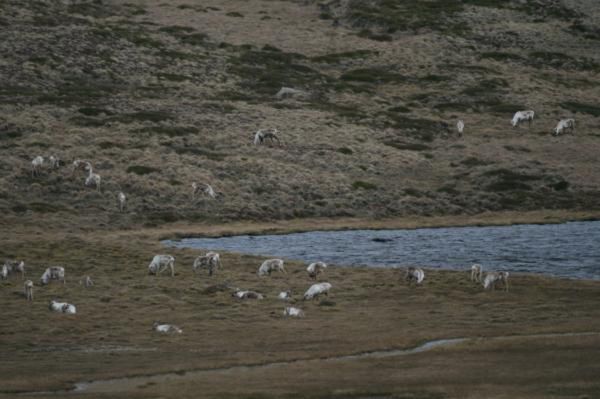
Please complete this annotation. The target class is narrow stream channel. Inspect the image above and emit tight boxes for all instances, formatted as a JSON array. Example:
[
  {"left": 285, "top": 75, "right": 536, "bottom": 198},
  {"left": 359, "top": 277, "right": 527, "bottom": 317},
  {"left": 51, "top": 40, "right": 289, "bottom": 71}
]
[{"left": 18, "top": 332, "right": 599, "bottom": 395}]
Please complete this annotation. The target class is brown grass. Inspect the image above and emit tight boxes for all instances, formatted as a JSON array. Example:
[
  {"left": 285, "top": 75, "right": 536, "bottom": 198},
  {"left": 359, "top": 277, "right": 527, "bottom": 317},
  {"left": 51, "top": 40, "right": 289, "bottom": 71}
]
[{"left": 1, "top": 219, "right": 599, "bottom": 398}]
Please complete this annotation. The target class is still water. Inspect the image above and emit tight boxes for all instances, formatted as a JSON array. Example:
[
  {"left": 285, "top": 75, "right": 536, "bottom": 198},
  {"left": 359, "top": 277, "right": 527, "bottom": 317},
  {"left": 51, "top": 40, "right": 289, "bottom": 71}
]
[{"left": 166, "top": 221, "right": 600, "bottom": 280}]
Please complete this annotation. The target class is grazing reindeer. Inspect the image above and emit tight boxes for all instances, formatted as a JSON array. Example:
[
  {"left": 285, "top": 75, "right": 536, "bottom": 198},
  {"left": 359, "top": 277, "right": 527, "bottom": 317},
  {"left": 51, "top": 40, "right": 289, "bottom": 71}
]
[
  {"left": 84, "top": 162, "right": 101, "bottom": 191},
  {"left": 283, "top": 307, "right": 305, "bottom": 317},
  {"left": 483, "top": 271, "right": 510, "bottom": 292},
  {"left": 148, "top": 255, "right": 175, "bottom": 277},
  {"left": 254, "top": 128, "right": 281, "bottom": 146},
  {"left": 470, "top": 264, "right": 483, "bottom": 283},
  {"left": 258, "top": 259, "right": 285, "bottom": 276},
  {"left": 456, "top": 120, "right": 464, "bottom": 136},
  {"left": 193, "top": 252, "right": 221, "bottom": 276},
  {"left": 71, "top": 159, "right": 90, "bottom": 177},
  {"left": 303, "top": 282, "right": 332, "bottom": 300},
  {"left": 2, "top": 260, "right": 25, "bottom": 280},
  {"left": 192, "top": 182, "right": 216, "bottom": 201},
  {"left": 278, "top": 290, "right": 292, "bottom": 300},
  {"left": 24, "top": 280, "right": 34, "bottom": 301},
  {"left": 80, "top": 275, "right": 94, "bottom": 287},
  {"left": 48, "top": 155, "right": 60, "bottom": 170},
  {"left": 511, "top": 110, "right": 535, "bottom": 128},
  {"left": 306, "top": 262, "right": 327, "bottom": 280},
  {"left": 49, "top": 300, "right": 76, "bottom": 314},
  {"left": 553, "top": 119, "right": 575, "bottom": 136},
  {"left": 153, "top": 321, "right": 182, "bottom": 334},
  {"left": 405, "top": 267, "right": 425, "bottom": 285},
  {"left": 232, "top": 290, "right": 264, "bottom": 300},
  {"left": 40, "top": 266, "right": 66, "bottom": 285},
  {"left": 31, "top": 156, "right": 44, "bottom": 177},
  {"left": 117, "top": 191, "right": 126, "bottom": 212}
]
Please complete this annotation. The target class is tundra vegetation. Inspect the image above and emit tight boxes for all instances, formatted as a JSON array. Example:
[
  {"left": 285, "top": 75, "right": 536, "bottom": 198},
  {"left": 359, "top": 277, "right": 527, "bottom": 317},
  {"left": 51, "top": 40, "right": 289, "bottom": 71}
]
[{"left": 1, "top": 0, "right": 600, "bottom": 398}]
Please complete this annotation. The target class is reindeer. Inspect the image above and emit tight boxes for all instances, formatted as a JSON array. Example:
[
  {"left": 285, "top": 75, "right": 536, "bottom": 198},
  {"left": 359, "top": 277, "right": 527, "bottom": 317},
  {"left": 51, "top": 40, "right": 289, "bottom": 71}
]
[{"left": 254, "top": 128, "right": 281, "bottom": 146}]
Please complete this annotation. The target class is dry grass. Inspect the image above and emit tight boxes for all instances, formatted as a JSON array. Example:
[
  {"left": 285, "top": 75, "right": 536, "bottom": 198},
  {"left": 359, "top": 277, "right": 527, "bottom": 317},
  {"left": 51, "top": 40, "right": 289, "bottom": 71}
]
[
  {"left": 0, "top": 0, "right": 600, "bottom": 225},
  {"left": 1, "top": 220, "right": 599, "bottom": 397}
]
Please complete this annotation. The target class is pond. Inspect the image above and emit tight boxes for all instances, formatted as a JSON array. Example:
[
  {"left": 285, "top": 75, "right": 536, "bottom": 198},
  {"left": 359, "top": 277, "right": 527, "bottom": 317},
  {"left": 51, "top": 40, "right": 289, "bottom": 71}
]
[{"left": 165, "top": 221, "right": 600, "bottom": 280}]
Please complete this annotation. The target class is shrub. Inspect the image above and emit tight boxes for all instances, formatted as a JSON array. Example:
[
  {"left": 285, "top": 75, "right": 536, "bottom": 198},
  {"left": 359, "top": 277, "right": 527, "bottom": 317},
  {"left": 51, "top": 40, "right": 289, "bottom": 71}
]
[
  {"left": 127, "top": 165, "right": 160, "bottom": 175},
  {"left": 352, "top": 181, "right": 377, "bottom": 190}
]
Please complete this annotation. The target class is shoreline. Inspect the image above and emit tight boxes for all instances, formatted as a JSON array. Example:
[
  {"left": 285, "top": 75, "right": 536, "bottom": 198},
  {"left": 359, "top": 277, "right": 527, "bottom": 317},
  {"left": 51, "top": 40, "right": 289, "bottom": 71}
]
[{"left": 152, "top": 209, "right": 600, "bottom": 240}]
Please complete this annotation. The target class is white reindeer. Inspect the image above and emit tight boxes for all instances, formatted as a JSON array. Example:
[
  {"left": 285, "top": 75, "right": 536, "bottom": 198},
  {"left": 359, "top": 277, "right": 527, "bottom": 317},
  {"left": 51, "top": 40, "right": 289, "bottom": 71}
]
[
  {"left": 470, "top": 264, "right": 483, "bottom": 282},
  {"left": 71, "top": 159, "right": 90, "bottom": 176},
  {"left": 306, "top": 261, "right": 327, "bottom": 280},
  {"left": 49, "top": 300, "right": 76, "bottom": 314},
  {"left": 2, "top": 260, "right": 25, "bottom": 279},
  {"left": 24, "top": 280, "right": 34, "bottom": 301},
  {"left": 31, "top": 156, "right": 44, "bottom": 177},
  {"left": 193, "top": 252, "right": 221, "bottom": 276},
  {"left": 254, "top": 128, "right": 281, "bottom": 146},
  {"left": 148, "top": 255, "right": 175, "bottom": 277},
  {"left": 457, "top": 119, "right": 464, "bottom": 136},
  {"left": 192, "top": 182, "right": 216, "bottom": 200},
  {"left": 117, "top": 191, "right": 126, "bottom": 212},
  {"left": 232, "top": 290, "right": 264, "bottom": 300},
  {"left": 48, "top": 155, "right": 60, "bottom": 170},
  {"left": 40, "top": 266, "right": 66, "bottom": 285},
  {"left": 153, "top": 321, "right": 182, "bottom": 334},
  {"left": 483, "top": 271, "right": 510, "bottom": 291},
  {"left": 278, "top": 290, "right": 292, "bottom": 300},
  {"left": 283, "top": 307, "right": 305, "bottom": 317},
  {"left": 303, "top": 282, "right": 332, "bottom": 300},
  {"left": 275, "top": 87, "right": 308, "bottom": 99},
  {"left": 406, "top": 267, "right": 425, "bottom": 285},
  {"left": 258, "top": 259, "right": 285, "bottom": 276},
  {"left": 84, "top": 162, "right": 101, "bottom": 191},
  {"left": 553, "top": 119, "right": 575, "bottom": 136},
  {"left": 80, "top": 275, "right": 94, "bottom": 287},
  {"left": 511, "top": 110, "right": 535, "bottom": 128}
]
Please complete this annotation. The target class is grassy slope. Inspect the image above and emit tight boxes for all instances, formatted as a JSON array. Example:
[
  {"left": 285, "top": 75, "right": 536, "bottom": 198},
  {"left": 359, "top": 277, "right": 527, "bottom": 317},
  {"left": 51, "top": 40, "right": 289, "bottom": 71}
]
[
  {"left": 1, "top": 0, "right": 600, "bottom": 398},
  {"left": 0, "top": 0, "right": 599, "bottom": 226}
]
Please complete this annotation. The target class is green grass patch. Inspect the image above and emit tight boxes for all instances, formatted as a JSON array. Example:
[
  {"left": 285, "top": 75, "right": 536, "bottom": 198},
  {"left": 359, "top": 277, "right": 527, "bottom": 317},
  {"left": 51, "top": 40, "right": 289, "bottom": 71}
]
[
  {"left": 560, "top": 102, "right": 600, "bottom": 117},
  {"left": 352, "top": 180, "right": 377, "bottom": 190},
  {"left": 78, "top": 107, "right": 114, "bottom": 117},
  {"left": 156, "top": 73, "right": 190, "bottom": 82},
  {"left": 460, "top": 78, "right": 508, "bottom": 96},
  {"left": 228, "top": 48, "right": 322, "bottom": 97},
  {"left": 158, "top": 25, "right": 195, "bottom": 36},
  {"left": 383, "top": 141, "right": 431, "bottom": 151},
  {"left": 109, "top": 111, "right": 174, "bottom": 124},
  {"left": 171, "top": 146, "right": 227, "bottom": 161},
  {"left": 482, "top": 169, "right": 542, "bottom": 192},
  {"left": 133, "top": 126, "right": 199, "bottom": 137},
  {"left": 340, "top": 67, "right": 406, "bottom": 84},
  {"left": 127, "top": 165, "right": 160, "bottom": 175},
  {"left": 460, "top": 157, "right": 489, "bottom": 167},
  {"left": 311, "top": 50, "right": 379, "bottom": 64},
  {"left": 480, "top": 52, "right": 524, "bottom": 62}
]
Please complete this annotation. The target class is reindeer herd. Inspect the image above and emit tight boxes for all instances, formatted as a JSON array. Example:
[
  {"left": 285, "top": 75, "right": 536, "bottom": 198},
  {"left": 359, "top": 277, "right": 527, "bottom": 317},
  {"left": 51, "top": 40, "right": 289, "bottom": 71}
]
[
  {"left": 14, "top": 109, "right": 528, "bottom": 331},
  {"left": 142, "top": 254, "right": 510, "bottom": 330},
  {"left": 1, "top": 246, "right": 510, "bottom": 333},
  {"left": 455, "top": 110, "right": 575, "bottom": 137}
]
